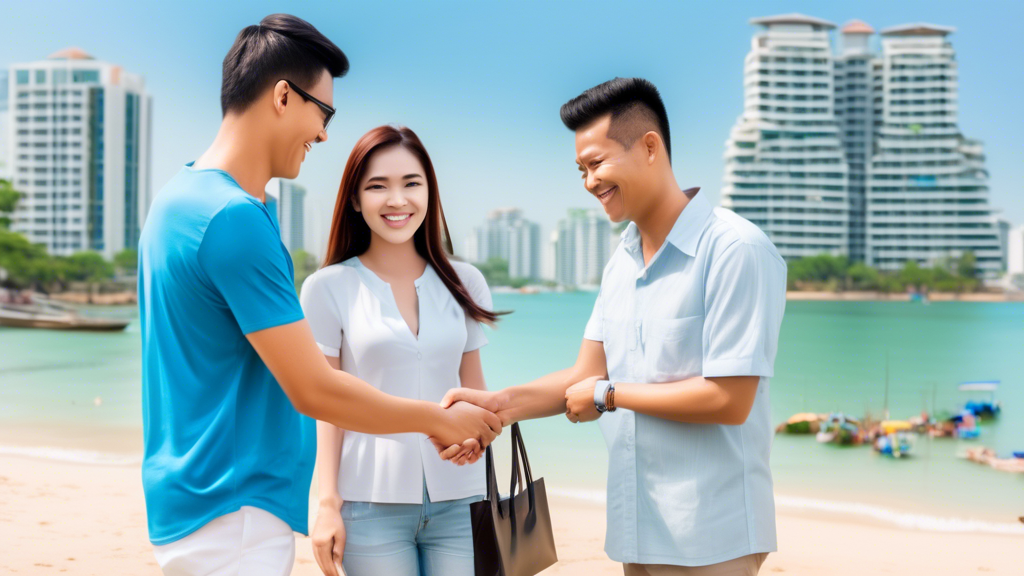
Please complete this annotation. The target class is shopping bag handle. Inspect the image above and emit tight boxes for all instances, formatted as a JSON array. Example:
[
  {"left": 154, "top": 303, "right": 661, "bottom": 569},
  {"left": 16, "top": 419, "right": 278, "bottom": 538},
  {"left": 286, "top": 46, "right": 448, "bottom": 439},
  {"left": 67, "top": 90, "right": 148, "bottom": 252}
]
[{"left": 508, "top": 423, "right": 537, "bottom": 537}]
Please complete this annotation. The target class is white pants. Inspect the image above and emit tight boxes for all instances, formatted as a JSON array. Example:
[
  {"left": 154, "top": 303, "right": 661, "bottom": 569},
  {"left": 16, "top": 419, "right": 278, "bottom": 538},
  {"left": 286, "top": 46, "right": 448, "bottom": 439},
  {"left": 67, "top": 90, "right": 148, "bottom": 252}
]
[{"left": 153, "top": 506, "right": 296, "bottom": 576}]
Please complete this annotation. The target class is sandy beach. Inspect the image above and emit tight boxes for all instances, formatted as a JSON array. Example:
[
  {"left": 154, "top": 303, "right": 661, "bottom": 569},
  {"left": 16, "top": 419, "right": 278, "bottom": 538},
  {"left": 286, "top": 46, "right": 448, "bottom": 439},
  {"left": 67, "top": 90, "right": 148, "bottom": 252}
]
[{"left": 1, "top": 453, "right": 1021, "bottom": 576}]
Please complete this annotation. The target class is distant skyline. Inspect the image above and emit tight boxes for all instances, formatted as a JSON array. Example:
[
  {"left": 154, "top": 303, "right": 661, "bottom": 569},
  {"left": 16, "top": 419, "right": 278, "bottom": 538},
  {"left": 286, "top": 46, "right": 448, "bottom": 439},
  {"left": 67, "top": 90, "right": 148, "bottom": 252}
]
[{"left": 3, "top": 0, "right": 1021, "bottom": 257}]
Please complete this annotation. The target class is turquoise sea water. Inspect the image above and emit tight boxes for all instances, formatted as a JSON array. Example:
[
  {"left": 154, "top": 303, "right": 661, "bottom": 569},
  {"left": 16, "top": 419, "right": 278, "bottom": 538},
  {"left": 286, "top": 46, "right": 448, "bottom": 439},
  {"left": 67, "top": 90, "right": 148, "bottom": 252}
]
[{"left": 1, "top": 296, "right": 1022, "bottom": 530}]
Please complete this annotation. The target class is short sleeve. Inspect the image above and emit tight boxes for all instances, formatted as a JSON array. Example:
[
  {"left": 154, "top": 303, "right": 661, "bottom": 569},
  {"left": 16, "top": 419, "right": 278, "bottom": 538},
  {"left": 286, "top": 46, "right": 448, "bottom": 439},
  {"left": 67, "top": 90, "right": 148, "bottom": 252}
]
[
  {"left": 197, "top": 198, "right": 304, "bottom": 335},
  {"left": 299, "top": 272, "right": 344, "bottom": 357},
  {"left": 583, "top": 286, "right": 604, "bottom": 342},
  {"left": 702, "top": 241, "right": 785, "bottom": 378},
  {"left": 456, "top": 263, "right": 492, "bottom": 353}
]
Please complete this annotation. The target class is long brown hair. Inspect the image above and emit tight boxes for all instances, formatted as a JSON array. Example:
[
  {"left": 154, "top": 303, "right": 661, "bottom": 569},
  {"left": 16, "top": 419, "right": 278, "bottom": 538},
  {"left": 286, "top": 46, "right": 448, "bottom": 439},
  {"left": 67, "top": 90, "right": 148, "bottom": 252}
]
[{"left": 322, "top": 125, "right": 498, "bottom": 325}]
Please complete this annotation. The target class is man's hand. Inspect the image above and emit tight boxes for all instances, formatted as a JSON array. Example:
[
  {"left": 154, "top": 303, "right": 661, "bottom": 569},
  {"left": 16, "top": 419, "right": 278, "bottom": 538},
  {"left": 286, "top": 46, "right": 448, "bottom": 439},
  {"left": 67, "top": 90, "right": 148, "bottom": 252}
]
[
  {"left": 441, "top": 388, "right": 503, "bottom": 414},
  {"left": 565, "top": 376, "right": 603, "bottom": 423},
  {"left": 431, "top": 400, "right": 501, "bottom": 453},
  {"left": 434, "top": 389, "right": 505, "bottom": 465}
]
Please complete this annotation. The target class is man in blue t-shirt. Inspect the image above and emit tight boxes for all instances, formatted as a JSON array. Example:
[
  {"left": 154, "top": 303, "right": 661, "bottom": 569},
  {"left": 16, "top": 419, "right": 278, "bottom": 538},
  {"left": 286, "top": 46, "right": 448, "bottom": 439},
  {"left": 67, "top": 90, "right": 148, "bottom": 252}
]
[{"left": 138, "top": 14, "right": 500, "bottom": 575}]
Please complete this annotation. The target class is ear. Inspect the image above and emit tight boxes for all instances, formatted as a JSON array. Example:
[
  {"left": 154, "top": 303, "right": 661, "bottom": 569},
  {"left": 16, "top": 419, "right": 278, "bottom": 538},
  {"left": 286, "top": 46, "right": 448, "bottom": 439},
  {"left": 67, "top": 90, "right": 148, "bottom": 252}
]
[
  {"left": 643, "top": 131, "right": 660, "bottom": 165},
  {"left": 351, "top": 195, "right": 361, "bottom": 213},
  {"left": 272, "top": 80, "right": 290, "bottom": 116}
]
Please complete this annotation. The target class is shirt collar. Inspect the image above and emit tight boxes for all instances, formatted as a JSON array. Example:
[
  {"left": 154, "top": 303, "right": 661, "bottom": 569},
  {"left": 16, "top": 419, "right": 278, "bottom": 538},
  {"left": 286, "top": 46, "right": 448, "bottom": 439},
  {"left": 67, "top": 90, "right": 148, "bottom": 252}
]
[
  {"left": 666, "top": 187, "right": 713, "bottom": 257},
  {"left": 621, "top": 187, "right": 712, "bottom": 259}
]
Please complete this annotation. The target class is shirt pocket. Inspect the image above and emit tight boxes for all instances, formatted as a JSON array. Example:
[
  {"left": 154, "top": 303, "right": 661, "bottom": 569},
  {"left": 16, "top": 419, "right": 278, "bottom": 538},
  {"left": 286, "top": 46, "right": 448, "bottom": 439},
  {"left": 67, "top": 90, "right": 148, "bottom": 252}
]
[{"left": 643, "top": 315, "right": 703, "bottom": 382}]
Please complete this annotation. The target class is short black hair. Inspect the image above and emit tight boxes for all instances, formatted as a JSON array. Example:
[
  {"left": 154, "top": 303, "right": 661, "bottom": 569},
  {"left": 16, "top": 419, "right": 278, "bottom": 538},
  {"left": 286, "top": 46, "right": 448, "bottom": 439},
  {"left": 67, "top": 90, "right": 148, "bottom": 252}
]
[
  {"left": 560, "top": 77, "right": 671, "bottom": 161},
  {"left": 220, "top": 14, "right": 349, "bottom": 116}
]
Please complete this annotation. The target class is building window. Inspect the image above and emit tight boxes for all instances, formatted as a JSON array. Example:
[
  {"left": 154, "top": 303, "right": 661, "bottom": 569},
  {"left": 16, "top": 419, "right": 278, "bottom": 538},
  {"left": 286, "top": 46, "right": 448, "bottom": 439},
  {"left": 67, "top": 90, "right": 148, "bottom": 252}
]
[
  {"left": 16, "top": 70, "right": 30, "bottom": 85},
  {"left": 73, "top": 70, "right": 100, "bottom": 83},
  {"left": 35, "top": 70, "right": 46, "bottom": 84}
]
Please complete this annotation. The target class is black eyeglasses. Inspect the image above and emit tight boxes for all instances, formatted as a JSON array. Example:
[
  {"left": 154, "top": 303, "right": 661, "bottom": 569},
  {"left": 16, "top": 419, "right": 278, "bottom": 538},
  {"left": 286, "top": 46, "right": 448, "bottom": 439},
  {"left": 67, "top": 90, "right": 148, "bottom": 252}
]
[{"left": 283, "top": 79, "right": 336, "bottom": 132}]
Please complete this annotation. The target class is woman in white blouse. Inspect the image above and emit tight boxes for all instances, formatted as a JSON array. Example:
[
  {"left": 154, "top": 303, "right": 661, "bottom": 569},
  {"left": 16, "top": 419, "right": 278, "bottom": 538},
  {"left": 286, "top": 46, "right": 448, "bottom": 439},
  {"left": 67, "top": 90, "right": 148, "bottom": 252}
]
[{"left": 300, "top": 125, "right": 498, "bottom": 576}]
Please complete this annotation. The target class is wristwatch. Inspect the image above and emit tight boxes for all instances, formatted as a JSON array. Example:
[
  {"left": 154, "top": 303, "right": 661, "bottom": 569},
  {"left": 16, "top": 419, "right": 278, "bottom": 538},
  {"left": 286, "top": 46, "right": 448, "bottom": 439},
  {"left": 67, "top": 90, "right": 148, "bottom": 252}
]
[{"left": 594, "top": 380, "right": 616, "bottom": 413}]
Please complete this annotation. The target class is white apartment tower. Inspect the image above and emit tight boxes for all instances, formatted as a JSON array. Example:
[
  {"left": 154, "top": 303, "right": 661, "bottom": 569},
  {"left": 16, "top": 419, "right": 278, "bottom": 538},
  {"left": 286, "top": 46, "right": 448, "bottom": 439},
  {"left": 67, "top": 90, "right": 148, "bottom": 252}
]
[
  {"left": 724, "top": 15, "right": 1004, "bottom": 277},
  {"left": 7, "top": 48, "right": 152, "bottom": 258},
  {"left": 265, "top": 179, "right": 306, "bottom": 253},
  {"left": 866, "top": 24, "right": 1002, "bottom": 275},
  {"left": 835, "top": 20, "right": 876, "bottom": 263},
  {"left": 467, "top": 208, "right": 541, "bottom": 280},
  {"left": 555, "top": 208, "right": 611, "bottom": 288},
  {"left": 722, "top": 14, "right": 850, "bottom": 260}
]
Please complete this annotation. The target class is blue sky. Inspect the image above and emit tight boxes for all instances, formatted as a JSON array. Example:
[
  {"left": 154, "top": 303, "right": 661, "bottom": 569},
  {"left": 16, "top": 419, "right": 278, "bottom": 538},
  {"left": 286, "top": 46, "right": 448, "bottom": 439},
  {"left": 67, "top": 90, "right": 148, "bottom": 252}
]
[{"left": 3, "top": 0, "right": 1021, "bottom": 257}]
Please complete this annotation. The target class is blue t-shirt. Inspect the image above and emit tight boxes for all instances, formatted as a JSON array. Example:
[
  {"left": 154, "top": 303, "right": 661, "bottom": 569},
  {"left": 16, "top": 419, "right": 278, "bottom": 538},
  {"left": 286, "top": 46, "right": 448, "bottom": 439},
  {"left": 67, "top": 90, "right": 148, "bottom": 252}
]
[{"left": 138, "top": 163, "right": 313, "bottom": 545}]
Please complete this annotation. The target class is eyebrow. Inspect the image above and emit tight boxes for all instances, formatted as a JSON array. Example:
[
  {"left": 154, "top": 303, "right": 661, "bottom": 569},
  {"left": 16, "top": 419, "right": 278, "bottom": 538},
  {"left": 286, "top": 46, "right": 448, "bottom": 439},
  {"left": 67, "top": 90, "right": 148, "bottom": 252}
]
[{"left": 366, "top": 173, "right": 424, "bottom": 184}]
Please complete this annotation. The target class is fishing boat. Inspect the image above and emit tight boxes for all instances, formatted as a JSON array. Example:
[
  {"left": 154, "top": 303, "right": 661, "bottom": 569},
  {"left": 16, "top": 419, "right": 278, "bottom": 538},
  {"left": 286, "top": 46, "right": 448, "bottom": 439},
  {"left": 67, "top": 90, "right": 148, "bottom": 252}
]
[
  {"left": 816, "top": 413, "right": 866, "bottom": 446},
  {"left": 958, "top": 381, "right": 1001, "bottom": 420},
  {"left": 0, "top": 298, "right": 129, "bottom": 331},
  {"left": 873, "top": 421, "right": 914, "bottom": 458},
  {"left": 775, "top": 412, "right": 825, "bottom": 435},
  {"left": 961, "top": 447, "right": 1024, "bottom": 473}
]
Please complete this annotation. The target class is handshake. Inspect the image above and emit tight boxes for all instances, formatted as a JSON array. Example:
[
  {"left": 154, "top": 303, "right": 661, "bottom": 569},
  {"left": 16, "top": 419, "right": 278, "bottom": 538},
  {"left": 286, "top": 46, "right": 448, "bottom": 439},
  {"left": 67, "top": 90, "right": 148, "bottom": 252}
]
[{"left": 427, "top": 376, "right": 607, "bottom": 466}]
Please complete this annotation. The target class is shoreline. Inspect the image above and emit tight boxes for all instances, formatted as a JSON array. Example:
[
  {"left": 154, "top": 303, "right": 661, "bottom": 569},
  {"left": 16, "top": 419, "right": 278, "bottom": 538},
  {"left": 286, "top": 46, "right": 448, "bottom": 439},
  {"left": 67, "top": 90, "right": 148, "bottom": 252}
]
[
  {"left": 0, "top": 454, "right": 1020, "bottom": 575},
  {"left": 3, "top": 424, "right": 1022, "bottom": 537},
  {"left": 26, "top": 290, "right": 1024, "bottom": 305},
  {"left": 785, "top": 290, "right": 1022, "bottom": 302}
]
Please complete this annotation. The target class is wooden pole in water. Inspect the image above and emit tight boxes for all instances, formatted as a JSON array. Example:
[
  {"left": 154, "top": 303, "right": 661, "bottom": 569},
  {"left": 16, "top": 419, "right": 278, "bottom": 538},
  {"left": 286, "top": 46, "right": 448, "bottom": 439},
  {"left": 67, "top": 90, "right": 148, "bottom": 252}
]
[{"left": 884, "top": 351, "right": 890, "bottom": 421}]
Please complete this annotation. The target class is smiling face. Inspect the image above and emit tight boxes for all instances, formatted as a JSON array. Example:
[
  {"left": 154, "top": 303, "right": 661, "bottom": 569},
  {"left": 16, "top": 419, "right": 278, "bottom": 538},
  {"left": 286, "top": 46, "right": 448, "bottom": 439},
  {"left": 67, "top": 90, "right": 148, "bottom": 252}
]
[
  {"left": 574, "top": 114, "right": 652, "bottom": 223},
  {"left": 352, "top": 145, "right": 429, "bottom": 246},
  {"left": 272, "top": 69, "right": 334, "bottom": 179}
]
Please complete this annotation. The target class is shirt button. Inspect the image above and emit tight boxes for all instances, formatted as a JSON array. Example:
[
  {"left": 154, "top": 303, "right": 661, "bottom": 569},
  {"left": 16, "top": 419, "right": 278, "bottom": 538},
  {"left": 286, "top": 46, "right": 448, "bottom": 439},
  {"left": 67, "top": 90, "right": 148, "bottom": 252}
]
[{"left": 417, "top": 352, "right": 422, "bottom": 360}]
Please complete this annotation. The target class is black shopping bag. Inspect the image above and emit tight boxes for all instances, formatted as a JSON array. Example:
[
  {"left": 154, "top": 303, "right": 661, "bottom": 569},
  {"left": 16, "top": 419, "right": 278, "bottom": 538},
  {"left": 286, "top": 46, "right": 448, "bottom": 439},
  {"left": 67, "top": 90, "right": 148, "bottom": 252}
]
[{"left": 471, "top": 423, "right": 558, "bottom": 576}]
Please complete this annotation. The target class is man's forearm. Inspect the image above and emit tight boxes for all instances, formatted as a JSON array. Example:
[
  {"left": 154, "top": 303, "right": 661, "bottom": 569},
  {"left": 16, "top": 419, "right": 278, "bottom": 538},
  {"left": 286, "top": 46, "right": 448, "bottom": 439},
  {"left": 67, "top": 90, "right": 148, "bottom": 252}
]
[
  {"left": 612, "top": 375, "right": 758, "bottom": 425},
  {"left": 499, "top": 366, "right": 602, "bottom": 424},
  {"left": 305, "top": 367, "right": 447, "bottom": 436}
]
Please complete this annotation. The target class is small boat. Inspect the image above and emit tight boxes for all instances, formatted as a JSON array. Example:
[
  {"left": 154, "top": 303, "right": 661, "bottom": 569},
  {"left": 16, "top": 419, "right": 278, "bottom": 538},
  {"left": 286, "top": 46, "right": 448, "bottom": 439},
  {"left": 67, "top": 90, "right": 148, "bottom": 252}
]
[
  {"left": 776, "top": 412, "right": 825, "bottom": 435},
  {"left": 816, "top": 413, "right": 865, "bottom": 446},
  {"left": 873, "top": 421, "right": 914, "bottom": 458},
  {"left": 961, "top": 447, "right": 1024, "bottom": 473},
  {"left": 958, "top": 381, "right": 1001, "bottom": 420},
  {"left": 0, "top": 300, "right": 129, "bottom": 332}
]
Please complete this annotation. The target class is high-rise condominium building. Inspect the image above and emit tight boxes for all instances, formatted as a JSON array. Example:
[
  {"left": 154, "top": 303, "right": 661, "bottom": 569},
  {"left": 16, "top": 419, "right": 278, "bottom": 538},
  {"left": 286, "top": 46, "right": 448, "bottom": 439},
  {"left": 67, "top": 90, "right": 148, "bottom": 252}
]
[
  {"left": 723, "top": 15, "right": 1004, "bottom": 277},
  {"left": 0, "top": 71, "right": 10, "bottom": 181},
  {"left": 466, "top": 208, "right": 541, "bottom": 280},
  {"left": 555, "top": 208, "right": 611, "bottom": 287},
  {"left": 265, "top": 178, "right": 307, "bottom": 254},
  {"left": 722, "top": 14, "right": 850, "bottom": 260},
  {"left": 7, "top": 48, "right": 152, "bottom": 258},
  {"left": 866, "top": 23, "right": 1001, "bottom": 275}
]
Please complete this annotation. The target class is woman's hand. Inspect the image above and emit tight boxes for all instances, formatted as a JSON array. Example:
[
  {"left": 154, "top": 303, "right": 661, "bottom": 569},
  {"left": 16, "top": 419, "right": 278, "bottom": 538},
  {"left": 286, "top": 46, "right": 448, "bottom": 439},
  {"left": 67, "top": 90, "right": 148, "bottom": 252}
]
[{"left": 311, "top": 499, "right": 346, "bottom": 576}]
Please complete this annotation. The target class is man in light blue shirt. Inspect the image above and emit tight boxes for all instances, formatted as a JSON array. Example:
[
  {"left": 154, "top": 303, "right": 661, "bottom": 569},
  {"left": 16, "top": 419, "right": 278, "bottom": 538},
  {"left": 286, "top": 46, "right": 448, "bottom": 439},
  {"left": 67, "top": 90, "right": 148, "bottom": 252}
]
[{"left": 444, "top": 78, "right": 786, "bottom": 574}]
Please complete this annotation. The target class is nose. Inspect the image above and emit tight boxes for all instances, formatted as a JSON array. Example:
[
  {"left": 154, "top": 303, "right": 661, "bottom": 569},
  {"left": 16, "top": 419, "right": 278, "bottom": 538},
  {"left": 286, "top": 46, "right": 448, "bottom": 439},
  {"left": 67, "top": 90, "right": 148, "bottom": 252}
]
[
  {"left": 585, "top": 170, "right": 601, "bottom": 193},
  {"left": 386, "top": 189, "right": 408, "bottom": 207},
  {"left": 315, "top": 128, "right": 328, "bottom": 144}
]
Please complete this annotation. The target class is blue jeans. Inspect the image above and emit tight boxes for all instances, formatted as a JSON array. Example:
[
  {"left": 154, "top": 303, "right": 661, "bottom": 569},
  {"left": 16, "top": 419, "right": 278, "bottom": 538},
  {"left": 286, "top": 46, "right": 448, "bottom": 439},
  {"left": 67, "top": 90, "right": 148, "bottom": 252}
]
[{"left": 341, "top": 483, "right": 482, "bottom": 576}]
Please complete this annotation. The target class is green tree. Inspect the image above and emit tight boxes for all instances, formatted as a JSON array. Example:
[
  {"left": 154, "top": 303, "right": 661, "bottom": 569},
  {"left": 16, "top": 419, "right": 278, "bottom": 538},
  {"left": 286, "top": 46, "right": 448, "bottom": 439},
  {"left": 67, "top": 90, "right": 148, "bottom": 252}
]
[
  {"left": 846, "top": 262, "right": 880, "bottom": 290},
  {"left": 113, "top": 249, "right": 139, "bottom": 275},
  {"left": 476, "top": 257, "right": 511, "bottom": 287},
  {"left": 0, "top": 179, "right": 22, "bottom": 230},
  {"left": 787, "top": 254, "right": 849, "bottom": 289},
  {"left": 290, "top": 250, "right": 319, "bottom": 292},
  {"left": 956, "top": 251, "right": 977, "bottom": 280},
  {"left": 62, "top": 251, "right": 115, "bottom": 282},
  {"left": 898, "top": 260, "right": 933, "bottom": 290},
  {"left": 0, "top": 229, "right": 51, "bottom": 287}
]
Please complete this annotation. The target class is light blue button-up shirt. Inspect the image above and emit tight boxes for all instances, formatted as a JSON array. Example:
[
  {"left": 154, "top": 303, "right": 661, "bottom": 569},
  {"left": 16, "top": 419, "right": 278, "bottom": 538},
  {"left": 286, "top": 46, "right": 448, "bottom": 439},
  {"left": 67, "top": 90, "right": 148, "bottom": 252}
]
[{"left": 584, "top": 188, "right": 787, "bottom": 566}]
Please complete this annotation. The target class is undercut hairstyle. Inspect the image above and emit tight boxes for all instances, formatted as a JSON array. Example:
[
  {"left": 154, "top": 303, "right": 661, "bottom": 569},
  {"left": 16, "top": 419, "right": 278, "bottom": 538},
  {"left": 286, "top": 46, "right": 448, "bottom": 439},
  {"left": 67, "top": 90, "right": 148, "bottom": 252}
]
[
  {"left": 220, "top": 14, "right": 349, "bottom": 116},
  {"left": 560, "top": 77, "right": 672, "bottom": 161}
]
